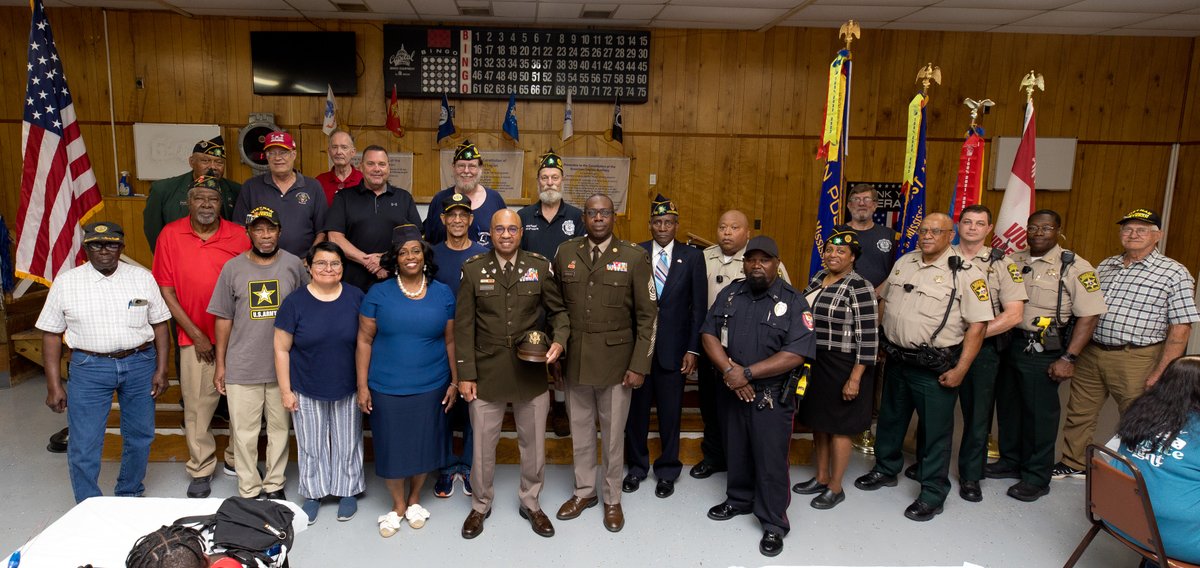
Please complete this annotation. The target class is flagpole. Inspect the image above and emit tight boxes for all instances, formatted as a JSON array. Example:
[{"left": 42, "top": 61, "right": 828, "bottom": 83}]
[{"left": 103, "top": 9, "right": 118, "bottom": 195}]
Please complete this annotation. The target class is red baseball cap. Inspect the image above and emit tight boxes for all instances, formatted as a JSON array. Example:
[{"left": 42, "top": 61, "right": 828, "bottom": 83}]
[{"left": 263, "top": 131, "right": 295, "bottom": 151}]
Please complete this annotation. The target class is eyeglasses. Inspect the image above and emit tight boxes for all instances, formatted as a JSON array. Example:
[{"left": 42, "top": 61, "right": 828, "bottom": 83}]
[
  {"left": 585, "top": 208, "right": 615, "bottom": 219},
  {"left": 849, "top": 196, "right": 875, "bottom": 204},
  {"left": 265, "top": 149, "right": 292, "bottom": 159},
  {"left": 916, "top": 228, "right": 949, "bottom": 236},
  {"left": 1026, "top": 224, "right": 1058, "bottom": 234},
  {"left": 1120, "top": 226, "right": 1157, "bottom": 236},
  {"left": 454, "top": 163, "right": 481, "bottom": 171},
  {"left": 493, "top": 225, "right": 520, "bottom": 235},
  {"left": 311, "top": 261, "right": 343, "bottom": 270},
  {"left": 85, "top": 242, "right": 121, "bottom": 252}
]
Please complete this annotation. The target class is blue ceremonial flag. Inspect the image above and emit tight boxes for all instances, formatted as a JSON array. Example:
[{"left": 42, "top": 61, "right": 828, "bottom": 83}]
[
  {"left": 896, "top": 93, "right": 928, "bottom": 257},
  {"left": 437, "top": 93, "right": 456, "bottom": 142},
  {"left": 809, "top": 49, "right": 851, "bottom": 277},
  {"left": 502, "top": 94, "right": 519, "bottom": 141}
]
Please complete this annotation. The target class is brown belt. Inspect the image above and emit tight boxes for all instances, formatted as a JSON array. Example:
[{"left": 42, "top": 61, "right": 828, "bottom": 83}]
[
  {"left": 74, "top": 341, "right": 154, "bottom": 359},
  {"left": 1091, "top": 340, "right": 1163, "bottom": 352}
]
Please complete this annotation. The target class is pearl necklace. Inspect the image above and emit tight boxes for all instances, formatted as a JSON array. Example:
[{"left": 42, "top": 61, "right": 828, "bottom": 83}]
[{"left": 397, "top": 275, "right": 426, "bottom": 298}]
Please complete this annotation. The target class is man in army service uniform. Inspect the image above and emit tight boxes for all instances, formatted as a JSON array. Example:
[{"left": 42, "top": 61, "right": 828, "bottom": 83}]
[
  {"left": 456, "top": 209, "right": 569, "bottom": 540},
  {"left": 854, "top": 213, "right": 994, "bottom": 522},
  {"left": 553, "top": 194, "right": 657, "bottom": 533},
  {"left": 987, "top": 209, "right": 1106, "bottom": 502}
]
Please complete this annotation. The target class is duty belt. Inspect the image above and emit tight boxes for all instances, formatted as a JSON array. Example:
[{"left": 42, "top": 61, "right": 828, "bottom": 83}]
[{"left": 74, "top": 341, "right": 153, "bottom": 359}]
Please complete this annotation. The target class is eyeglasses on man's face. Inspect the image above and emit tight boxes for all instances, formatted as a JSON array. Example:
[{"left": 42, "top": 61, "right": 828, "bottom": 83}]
[{"left": 85, "top": 242, "right": 121, "bottom": 252}]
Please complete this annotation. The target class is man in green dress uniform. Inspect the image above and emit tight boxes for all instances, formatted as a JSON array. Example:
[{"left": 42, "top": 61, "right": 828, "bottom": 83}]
[{"left": 143, "top": 135, "right": 240, "bottom": 251}]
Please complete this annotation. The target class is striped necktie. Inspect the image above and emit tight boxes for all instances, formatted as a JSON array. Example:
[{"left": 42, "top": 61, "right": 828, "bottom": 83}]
[{"left": 654, "top": 249, "right": 669, "bottom": 297}]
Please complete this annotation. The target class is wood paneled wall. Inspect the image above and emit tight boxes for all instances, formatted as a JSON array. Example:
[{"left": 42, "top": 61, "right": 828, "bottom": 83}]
[{"left": 1, "top": 7, "right": 1197, "bottom": 275}]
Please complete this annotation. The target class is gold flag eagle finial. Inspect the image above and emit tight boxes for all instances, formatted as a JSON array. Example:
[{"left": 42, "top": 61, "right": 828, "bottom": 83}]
[
  {"left": 1020, "top": 70, "right": 1045, "bottom": 102},
  {"left": 839, "top": 20, "right": 860, "bottom": 50},
  {"left": 916, "top": 63, "right": 942, "bottom": 94},
  {"left": 963, "top": 98, "right": 995, "bottom": 128}
]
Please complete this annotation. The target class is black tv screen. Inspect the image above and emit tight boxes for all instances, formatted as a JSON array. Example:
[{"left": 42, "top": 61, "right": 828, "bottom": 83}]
[{"left": 251, "top": 31, "right": 358, "bottom": 96}]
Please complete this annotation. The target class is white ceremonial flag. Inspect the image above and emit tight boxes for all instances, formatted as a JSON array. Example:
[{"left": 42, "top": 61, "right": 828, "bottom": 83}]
[
  {"left": 992, "top": 100, "right": 1036, "bottom": 254},
  {"left": 562, "top": 89, "right": 574, "bottom": 141},
  {"left": 322, "top": 84, "right": 337, "bottom": 135}
]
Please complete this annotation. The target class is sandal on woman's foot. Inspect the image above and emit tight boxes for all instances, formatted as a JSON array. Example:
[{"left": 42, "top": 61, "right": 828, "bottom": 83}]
[
  {"left": 378, "top": 511, "right": 403, "bottom": 537},
  {"left": 405, "top": 504, "right": 431, "bottom": 529}
]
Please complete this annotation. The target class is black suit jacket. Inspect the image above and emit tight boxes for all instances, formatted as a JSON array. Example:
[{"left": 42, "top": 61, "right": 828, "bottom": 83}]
[{"left": 641, "top": 240, "right": 707, "bottom": 371}]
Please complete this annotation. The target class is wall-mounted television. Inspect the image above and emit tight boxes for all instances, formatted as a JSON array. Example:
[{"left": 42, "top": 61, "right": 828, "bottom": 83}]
[{"left": 250, "top": 31, "right": 358, "bottom": 96}]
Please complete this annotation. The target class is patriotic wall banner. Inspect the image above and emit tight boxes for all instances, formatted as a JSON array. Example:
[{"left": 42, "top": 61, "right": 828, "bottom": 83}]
[
  {"left": 810, "top": 48, "right": 852, "bottom": 277},
  {"left": 992, "top": 100, "right": 1037, "bottom": 254},
  {"left": 896, "top": 93, "right": 928, "bottom": 257},
  {"left": 950, "top": 127, "right": 986, "bottom": 223},
  {"left": 17, "top": 0, "right": 103, "bottom": 286}
]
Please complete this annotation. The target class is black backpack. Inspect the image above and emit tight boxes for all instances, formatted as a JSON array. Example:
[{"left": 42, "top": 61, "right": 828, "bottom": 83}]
[{"left": 175, "top": 497, "right": 295, "bottom": 567}]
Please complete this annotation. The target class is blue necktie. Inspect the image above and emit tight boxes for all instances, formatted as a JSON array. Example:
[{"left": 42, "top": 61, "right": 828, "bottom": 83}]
[{"left": 654, "top": 249, "right": 669, "bottom": 297}]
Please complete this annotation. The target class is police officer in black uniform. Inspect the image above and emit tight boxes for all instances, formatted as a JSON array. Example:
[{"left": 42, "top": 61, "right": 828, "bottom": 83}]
[{"left": 700, "top": 236, "right": 816, "bottom": 558}]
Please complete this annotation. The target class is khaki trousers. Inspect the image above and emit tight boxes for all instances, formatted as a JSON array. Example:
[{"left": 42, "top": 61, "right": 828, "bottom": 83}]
[
  {"left": 566, "top": 380, "right": 632, "bottom": 505},
  {"left": 469, "top": 391, "right": 550, "bottom": 514},
  {"left": 226, "top": 382, "right": 291, "bottom": 497},
  {"left": 1060, "top": 342, "right": 1162, "bottom": 469},
  {"left": 179, "top": 346, "right": 235, "bottom": 478}
]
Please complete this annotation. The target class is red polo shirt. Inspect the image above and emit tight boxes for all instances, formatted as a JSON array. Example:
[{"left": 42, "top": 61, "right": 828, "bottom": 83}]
[
  {"left": 316, "top": 166, "right": 364, "bottom": 206},
  {"left": 151, "top": 218, "right": 250, "bottom": 346}
]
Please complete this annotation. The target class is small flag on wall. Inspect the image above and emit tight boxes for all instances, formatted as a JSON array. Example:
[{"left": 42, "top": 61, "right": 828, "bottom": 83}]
[
  {"left": 322, "top": 84, "right": 337, "bottom": 135},
  {"left": 502, "top": 94, "right": 520, "bottom": 141}
]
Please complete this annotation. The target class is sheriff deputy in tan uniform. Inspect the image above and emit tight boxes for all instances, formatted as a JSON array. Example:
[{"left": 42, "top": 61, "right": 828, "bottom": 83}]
[
  {"left": 456, "top": 209, "right": 569, "bottom": 540},
  {"left": 987, "top": 209, "right": 1106, "bottom": 502},
  {"left": 553, "top": 194, "right": 657, "bottom": 533},
  {"left": 692, "top": 209, "right": 791, "bottom": 479},
  {"left": 853, "top": 212, "right": 994, "bottom": 522}
]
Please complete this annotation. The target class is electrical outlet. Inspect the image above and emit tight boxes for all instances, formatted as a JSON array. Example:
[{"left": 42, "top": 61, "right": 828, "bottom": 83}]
[{"left": 649, "top": 174, "right": 656, "bottom": 185}]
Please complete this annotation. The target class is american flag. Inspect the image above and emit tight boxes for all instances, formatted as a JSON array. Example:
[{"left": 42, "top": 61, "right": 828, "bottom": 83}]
[{"left": 17, "top": 0, "right": 103, "bottom": 287}]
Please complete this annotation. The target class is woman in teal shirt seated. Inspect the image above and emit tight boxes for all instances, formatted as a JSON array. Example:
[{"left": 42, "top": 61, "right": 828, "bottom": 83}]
[
  {"left": 1115, "top": 355, "right": 1200, "bottom": 566},
  {"left": 357, "top": 224, "right": 459, "bottom": 538}
]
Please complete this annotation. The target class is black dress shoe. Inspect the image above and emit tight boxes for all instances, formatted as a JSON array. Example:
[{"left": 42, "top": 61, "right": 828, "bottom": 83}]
[
  {"left": 854, "top": 471, "right": 898, "bottom": 491},
  {"left": 690, "top": 462, "right": 725, "bottom": 479},
  {"left": 810, "top": 488, "right": 845, "bottom": 510},
  {"left": 984, "top": 461, "right": 1021, "bottom": 480},
  {"left": 903, "top": 499, "right": 944, "bottom": 522},
  {"left": 759, "top": 530, "right": 784, "bottom": 557},
  {"left": 260, "top": 489, "right": 286, "bottom": 500},
  {"left": 904, "top": 463, "right": 918, "bottom": 480},
  {"left": 622, "top": 474, "right": 642, "bottom": 493},
  {"left": 654, "top": 479, "right": 675, "bottom": 498},
  {"left": 707, "top": 502, "right": 751, "bottom": 521},
  {"left": 47, "top": 428, "right": 69, "bottom": 453},
  {"left": 959, "top": 480, "right": 982, "bottom": 502},
  {"left": 1007, "top": 481, "right": 1050, "bottom": 502},
  {"left": 186, "top": 475, "right": 212, "bottom": 499},
  {"left": 461, "top": 509, "right": 490, "bottom": 539},
  {"left": 792, "top": 477, "right": 828, "bottom": 495}
]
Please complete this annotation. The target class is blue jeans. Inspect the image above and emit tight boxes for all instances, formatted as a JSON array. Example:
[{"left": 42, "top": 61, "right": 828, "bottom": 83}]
[
  {"left": 66, "top": 348, "right": 157, "bottom": 503},
  {"left": 441, "top": 400, "right": 473, "bottom": 475}
]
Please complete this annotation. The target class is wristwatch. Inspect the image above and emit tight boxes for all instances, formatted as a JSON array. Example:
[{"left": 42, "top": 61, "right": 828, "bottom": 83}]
[
  {"left": 1060, "top": 352, "right": 1078, "bottom": 364},
  {"left": 743, "top": 367, "right": 754, "bottom": 381}
]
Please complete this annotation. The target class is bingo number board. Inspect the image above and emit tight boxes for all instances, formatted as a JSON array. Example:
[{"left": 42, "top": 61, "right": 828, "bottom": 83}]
[{"left": 382, "top": 25, "right": 650, "bottom": 103}]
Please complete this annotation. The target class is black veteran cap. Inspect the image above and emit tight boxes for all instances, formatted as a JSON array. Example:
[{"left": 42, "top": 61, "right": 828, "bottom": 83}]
[
  {"left": 826, "top": 228, "right": 861, "bottom": 256},
  {"left": 82, "top": 221, "right": 124, "bottom": 244},
  {"left": 454, "top": 139, "right": 482, "bottom": 162},
  {"left": 538, "top": 148, "right": 564, "bottom": 173},
  {"left": 650, "top": 194, "right": 678, "bottom": 218},
  {"left": 443, "top": 192, "right": 472, "bottom": 214},
  {"left": 392, "top": 223, "right": 423, "bottom": 246},
  {"left": 245, "top": 206, "right": 281, "bottom": 226},
  {"left": 194, "top": 135, "right": 226, "bottom": 159},
  {"left": 1116, "top": 208, "right": 1162, "bottom": 228},
  {"left": 516, "top": 330, "right": 551, "bottom": 363},
  {"left": 189, "top": 175, "right": 221, "bottom": 194},
  {"left": 745, "top": 235, "right": 780, "bottom": 258}
]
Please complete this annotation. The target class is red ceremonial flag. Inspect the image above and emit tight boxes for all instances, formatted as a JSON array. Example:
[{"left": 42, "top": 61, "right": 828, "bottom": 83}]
[
  {"left": 992, "top": 100, "right": 1037, "bottom": 254},
  {"left": 16, "top": 0, "right": 103, "bottom": 287},
  {"left": 950, "top": 128, "right": 986, "bottom": 222},
  {"left": 386, "top": 85, "right": 404, "bottom": 137}
]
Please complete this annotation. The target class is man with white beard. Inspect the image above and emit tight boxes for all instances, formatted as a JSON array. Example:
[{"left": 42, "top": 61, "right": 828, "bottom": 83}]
[{"left": 424, "top": 140, "right": 508, "bottom": 248}]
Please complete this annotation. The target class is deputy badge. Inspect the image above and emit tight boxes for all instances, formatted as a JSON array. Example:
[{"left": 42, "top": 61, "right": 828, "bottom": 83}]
[
  {"left": 1007, "top": 263, "right": 1024, "bottom": 283},
  {"left": 774, "top": 302, "right": 787, "bottom": 317},
  {"left": 970, "top": 279, "right": 990, "bottom": 302},
  {"left": 297, "top": 192, "right": 310, "bottom": 205},
  {"left": 1078, "top": 271, "right": 1100, "bottom": 292},
  {"left": 519, "top": 268, "right": 539, "bottom": 282},
  {"left": 562, "top": 220, "right": 575, "bottom": 235},
  {"left": 803, "top": 311, "right": 815, "bottom": 330}
]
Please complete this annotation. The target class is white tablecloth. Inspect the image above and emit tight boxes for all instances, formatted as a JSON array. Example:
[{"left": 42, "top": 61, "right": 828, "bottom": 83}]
[{"left": 5, "top": 497, "right": 306, "bottom": 568}]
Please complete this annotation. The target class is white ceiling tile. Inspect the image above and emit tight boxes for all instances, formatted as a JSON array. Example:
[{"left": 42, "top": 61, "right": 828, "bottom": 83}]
[
  {"left": 457, "top": 0, "right": 490, "bottom": 8},
  {"left": 303, "top": 10, "right": 413, "bottom": 18},
  {"left": 991, "top": 24, "right": 1107, "bottom": 34},
  {"left": 665, "top": 0, "right": 800, "bottom": 7},
  {"left": 185, "top": 8, "right": 301, "bottom": 16},
  {"left": 168, "top": 0, "right": 290, "bottom": 7},
  {"left": 404, "top": 0, "right": 460, "bottom": 14},
  {"left": 493, "top": 1, "right": 537, "bottom": 16},
  {"left": 1099, "top": 27, "right": 1200, "bottom": 36},
  {"left": 653, "top": 19, "right": 761, "bottom": 28},
  {"left": 790, "top": 4, "right": 921, "bottom": 20},
  {"left": 1061, "top": 0, "right": 1199, "bottom": 12},
  {"left": 1127, "top": 13, "right": 1200, "bottom": 29},
  {"left": 882, "top": 20, "right": 996, "bottom": 30},
  {"left": 934, "top": 0, "right": 1072, "bottom": 8},
  {"left": 583, "top": 3, "right": 618, "bottom": 10},
  {"left": 814, "top": 0, "right": 931, "bottom": 5},
  {"left": 614, "top": 4, "right": 663, "bottom": 18},
  {"left": 1011, "top": 11, "right": 1157, "bottom": 27},
  {"left": 534, "top": 16, "right": 652, "bottom": 24},
  {"left": 898, "top": 7, "right": 1042, "bottom": 24},
  {"left": 538, "top": 3, "right": 582, "bottom": 17},
  {"left": 538, "top": 0, "right": 666, "bottom": 3},
  {"left": 276, "top": 0, "right": 336, "bottom": 10},
  {"left": 657, "top": 5, "right": 788, "bottom": 22}
]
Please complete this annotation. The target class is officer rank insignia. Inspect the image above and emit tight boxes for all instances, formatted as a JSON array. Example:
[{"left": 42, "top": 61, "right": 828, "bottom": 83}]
[
  {"left": 970, "top": 279, "right": 990, "bottom": 302},
  {"left": 519, "top": 268, "right": 539, "bottom": 282},
  {"left": 1007, "top": 263, "right": 1024, "bottom": 283},
  {"left": 249, "top": 280, "right": 280, "bottom": 319},
  {"left": 606, "top": 261, "right": 628, "bottom": 272},
  {"left": 1078, "top": 271, "right": 1100, "bottom": 292}
]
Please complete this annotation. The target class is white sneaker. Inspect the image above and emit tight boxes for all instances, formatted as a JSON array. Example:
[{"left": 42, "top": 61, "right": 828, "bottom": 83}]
[
  {"left": 377, "top": 511, "right": 403, "bottom": 537},
  {"left": 405, "top": 504, "right": 430, "bottom": 529}
]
